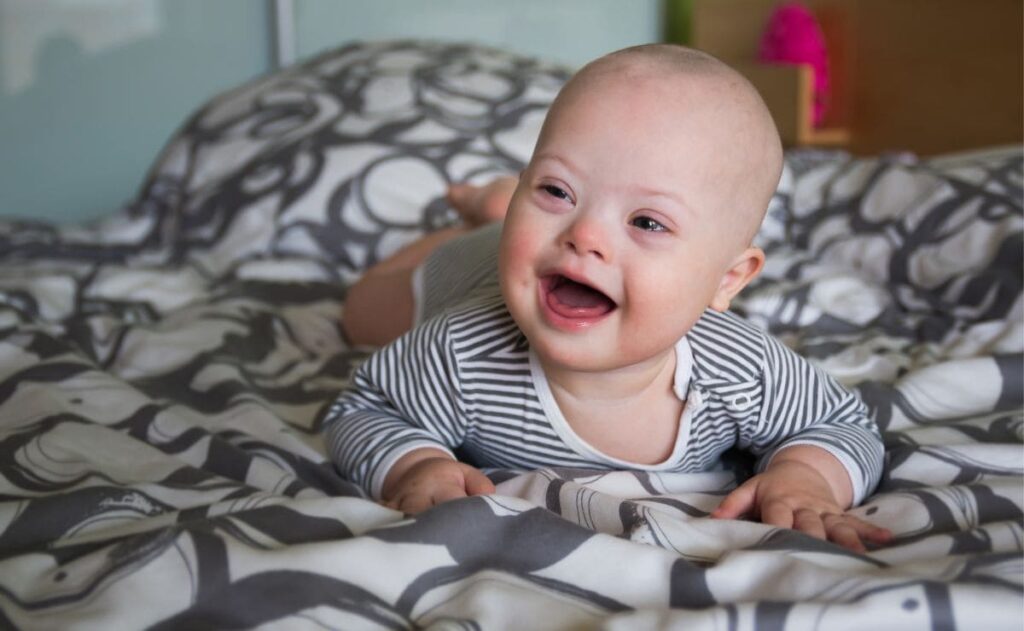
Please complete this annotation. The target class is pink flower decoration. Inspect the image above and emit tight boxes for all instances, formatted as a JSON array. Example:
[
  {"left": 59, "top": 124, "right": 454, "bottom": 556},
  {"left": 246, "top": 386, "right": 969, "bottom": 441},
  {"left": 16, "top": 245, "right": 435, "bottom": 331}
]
[{"left": 758, "top": 1, "right": 830, "bottom": 126}]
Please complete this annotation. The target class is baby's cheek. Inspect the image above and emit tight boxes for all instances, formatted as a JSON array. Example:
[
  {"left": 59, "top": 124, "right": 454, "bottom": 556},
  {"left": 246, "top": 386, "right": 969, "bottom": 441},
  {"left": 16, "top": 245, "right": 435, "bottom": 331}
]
[
  {"left": 498, "top": 228, "right": 540, "bottom": 334},
  {"left": 630, "top": 273, "right": 708, "bottom": 333},
  {"left": 498, "top": 228, "right": 537, "bottom": 282}
]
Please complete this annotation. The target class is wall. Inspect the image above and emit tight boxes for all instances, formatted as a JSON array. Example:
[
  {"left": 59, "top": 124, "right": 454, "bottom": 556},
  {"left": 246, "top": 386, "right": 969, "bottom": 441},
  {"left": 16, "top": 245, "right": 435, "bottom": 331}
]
[
  {"left": 689, "top": 0, "right": 1023, "bottom": 156},
  {"left": 0, "top": 0, "right": 270, "bottom": 224},
  {"left": 294, "top": 0, "right": 661, "bottom": 69},
  {"left": 0, "top": 0, "right": 663, "bottom": 224}
]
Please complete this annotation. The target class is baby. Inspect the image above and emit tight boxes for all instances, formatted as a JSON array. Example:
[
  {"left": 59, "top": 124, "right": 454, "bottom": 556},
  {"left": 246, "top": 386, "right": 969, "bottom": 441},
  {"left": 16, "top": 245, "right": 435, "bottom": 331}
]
[{"left": 325, "top": 44, "right": 891, "bottom": 552}]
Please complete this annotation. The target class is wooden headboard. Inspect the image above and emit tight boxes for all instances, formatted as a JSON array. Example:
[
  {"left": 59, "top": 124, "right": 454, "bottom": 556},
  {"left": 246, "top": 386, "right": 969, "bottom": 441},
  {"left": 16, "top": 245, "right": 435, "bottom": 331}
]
[{"left": 689, "top": 0, "right": 1023, "bottom": 156}]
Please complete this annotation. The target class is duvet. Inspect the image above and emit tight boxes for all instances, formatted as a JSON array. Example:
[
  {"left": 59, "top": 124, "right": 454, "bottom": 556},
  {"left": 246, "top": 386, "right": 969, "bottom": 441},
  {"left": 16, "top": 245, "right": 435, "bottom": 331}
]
[{"left": 0, "top": 41, "right": 1020, "bottom": 630}]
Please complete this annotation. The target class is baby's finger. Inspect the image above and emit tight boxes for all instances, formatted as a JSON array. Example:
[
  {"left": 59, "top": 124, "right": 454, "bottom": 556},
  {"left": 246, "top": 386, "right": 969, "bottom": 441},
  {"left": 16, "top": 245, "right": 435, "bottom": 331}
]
[
  {"left": 760, "top": 499, "right": 795, "bottom": 530},
  {"left": 823, "top": 515, "right": 867, "bottom": 553},
  {"left": 844, "top": 516, "right": 894, "bottom": 544},
  {"left": 863, "top": 525, "right": 894, "bottom": 543},
  {"left": 397, "top": 493, "right": 435, "bottom": 515},
  {"left": 711, "top": 482, "right": 757, "bottom": 519},
  {"left": 432, "top": 483, "right": 470, "bottom": 505},
  {"left": 792, "top": 508, "right": 826, "bottom": 540},
  {"left": 464, "top": 467, "right": 496, "bottom": 496}
]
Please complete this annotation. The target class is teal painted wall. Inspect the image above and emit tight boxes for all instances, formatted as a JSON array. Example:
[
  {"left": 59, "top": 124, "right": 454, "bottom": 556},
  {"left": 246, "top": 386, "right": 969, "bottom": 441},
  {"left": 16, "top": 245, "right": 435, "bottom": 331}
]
[
  {"left": 294, "top": 0, "right": 662, "bottom": 69},
  {"left": 0, "top": 0, "right": 270, "bottom": 224},
  {"left": 0, "top": 0, "right": 663, "bottom": 224}
]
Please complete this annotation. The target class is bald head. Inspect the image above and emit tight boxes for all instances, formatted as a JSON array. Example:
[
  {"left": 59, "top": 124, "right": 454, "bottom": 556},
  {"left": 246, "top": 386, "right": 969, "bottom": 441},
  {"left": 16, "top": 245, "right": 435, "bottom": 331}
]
[{"left": 538, "top": 44, "right": 784, "bottom": 244}]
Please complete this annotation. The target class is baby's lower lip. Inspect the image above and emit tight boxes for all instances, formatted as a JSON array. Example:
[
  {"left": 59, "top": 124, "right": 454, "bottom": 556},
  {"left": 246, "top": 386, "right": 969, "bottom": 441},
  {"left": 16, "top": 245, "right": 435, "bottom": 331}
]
[{"left": 538, "top": 275, "right": 617, "bottom": 330}]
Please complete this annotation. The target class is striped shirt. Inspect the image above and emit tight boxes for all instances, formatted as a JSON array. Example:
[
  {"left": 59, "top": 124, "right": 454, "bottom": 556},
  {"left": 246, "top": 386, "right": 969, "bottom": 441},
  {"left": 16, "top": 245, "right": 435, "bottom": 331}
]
[{"left": 324, "top": 291, "right": 884, "bottom": 503}]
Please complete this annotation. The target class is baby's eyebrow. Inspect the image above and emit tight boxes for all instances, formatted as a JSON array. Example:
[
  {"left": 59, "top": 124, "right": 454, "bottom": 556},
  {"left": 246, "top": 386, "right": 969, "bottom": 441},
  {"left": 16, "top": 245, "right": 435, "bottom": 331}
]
[
  {"left": 631, "top": 185, "right": 684, "bottom": 205},
  {"left": 531, "top": 153, "right": 580, "bottom": 176},
  {"left": 628, "top": 184, "right": 692, "bottom": 219},
  {"left": 531, "top": 152, "right": 692, "bottom": 218}
]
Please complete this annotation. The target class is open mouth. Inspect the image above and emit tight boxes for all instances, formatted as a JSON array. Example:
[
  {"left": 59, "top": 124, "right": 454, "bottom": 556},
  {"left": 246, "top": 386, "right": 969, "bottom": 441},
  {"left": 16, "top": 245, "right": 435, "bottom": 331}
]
[{"left": 542, "top": 274, "right": 617, "bottom": 321}]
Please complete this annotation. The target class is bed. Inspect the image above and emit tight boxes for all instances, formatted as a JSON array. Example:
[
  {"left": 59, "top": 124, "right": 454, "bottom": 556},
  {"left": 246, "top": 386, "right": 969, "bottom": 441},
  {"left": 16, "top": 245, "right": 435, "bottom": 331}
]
[{"left": 0, "top": 40, "right": 1020, "bottom": 629}]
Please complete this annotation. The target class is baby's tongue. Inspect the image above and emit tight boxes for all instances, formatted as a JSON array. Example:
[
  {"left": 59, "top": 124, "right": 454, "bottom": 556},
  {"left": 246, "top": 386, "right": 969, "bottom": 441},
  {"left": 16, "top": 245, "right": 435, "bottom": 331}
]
[{"left": 549, "top": 278, "right": 615, "bottom": 317}]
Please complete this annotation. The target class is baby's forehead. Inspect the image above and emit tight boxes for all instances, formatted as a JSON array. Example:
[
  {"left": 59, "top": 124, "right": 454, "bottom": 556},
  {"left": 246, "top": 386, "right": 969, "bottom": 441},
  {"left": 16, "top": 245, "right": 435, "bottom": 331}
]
[
  {"left": 571, "top": 57, "right": 755, "bottom": 122},
  {"left": 538, "top": 46, "right": 783, "bottom": 238},
  {"left": 585, "top": 48, "right": 736, "bottom": 91},
  {"left": 555, "top": 68, "right": 760, "bottom": 159}
]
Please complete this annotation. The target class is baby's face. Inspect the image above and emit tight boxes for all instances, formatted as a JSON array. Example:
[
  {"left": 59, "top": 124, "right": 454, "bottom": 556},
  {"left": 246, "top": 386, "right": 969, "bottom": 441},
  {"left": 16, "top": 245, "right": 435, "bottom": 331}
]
[{"left": 499, "top": 67, "right": 765, "bottom": 374}]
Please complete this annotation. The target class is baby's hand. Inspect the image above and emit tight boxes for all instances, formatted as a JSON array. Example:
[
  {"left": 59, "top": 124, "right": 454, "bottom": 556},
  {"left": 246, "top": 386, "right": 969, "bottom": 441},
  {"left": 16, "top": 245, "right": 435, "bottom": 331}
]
[
  {"left": 711, "top": 458, "right": 892, "bottom": 553},
  {"left": 382, "top": 455, "right": 495, "bottom": 515}
]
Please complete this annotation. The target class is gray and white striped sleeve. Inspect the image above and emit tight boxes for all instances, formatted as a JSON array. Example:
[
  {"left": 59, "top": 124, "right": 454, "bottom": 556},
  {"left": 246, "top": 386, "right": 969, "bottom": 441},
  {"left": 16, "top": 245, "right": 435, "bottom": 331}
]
[
  {"left": 322, "top": 314, "right": 468, "bottom": 499},
  {"left": 750, "top": 333, "right": 885, "bottom": 505}
]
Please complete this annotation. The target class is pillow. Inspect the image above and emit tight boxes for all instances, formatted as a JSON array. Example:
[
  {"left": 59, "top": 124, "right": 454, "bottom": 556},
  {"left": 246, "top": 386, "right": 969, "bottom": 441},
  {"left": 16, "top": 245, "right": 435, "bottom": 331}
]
[{"left": 140, "top": 40, "right": 570, "bottom": 283}]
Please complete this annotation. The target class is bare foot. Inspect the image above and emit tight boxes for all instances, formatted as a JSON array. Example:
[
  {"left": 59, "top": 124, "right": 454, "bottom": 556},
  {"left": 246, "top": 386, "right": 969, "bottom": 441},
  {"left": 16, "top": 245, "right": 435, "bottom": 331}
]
[{"left": 446, "top": 176, "right": 518, "bottom": 228}]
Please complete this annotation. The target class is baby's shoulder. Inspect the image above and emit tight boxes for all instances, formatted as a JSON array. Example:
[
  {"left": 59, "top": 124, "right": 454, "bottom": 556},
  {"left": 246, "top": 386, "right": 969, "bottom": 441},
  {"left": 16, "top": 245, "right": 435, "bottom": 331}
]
[
  {"left": 427, "top": 294, "right": 528, "bottom": 357},
  {"left": 686, "top": 310, "right": 770, "bottom": 382}
]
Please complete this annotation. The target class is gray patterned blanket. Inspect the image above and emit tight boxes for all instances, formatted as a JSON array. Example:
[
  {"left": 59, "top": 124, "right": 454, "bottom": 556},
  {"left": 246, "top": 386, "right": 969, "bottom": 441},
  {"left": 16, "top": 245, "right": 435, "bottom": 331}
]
[{"left": 0, "top": 41, "right": 1020, "bottom": 630}]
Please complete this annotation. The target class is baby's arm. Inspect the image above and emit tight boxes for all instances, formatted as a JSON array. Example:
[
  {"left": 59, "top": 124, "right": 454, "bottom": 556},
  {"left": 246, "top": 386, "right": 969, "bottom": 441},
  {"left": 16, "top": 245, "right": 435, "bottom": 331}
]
[
  {"left": 713, "top": 334, "right": 891, "bottom": 552},
  {"left": 324, "top": 315, "right": 493, "bottom": 508}
]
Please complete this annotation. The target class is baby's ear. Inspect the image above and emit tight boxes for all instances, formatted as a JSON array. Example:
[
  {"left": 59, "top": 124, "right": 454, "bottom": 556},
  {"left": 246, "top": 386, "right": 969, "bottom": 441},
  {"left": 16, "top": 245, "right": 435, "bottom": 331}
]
[{"left": 710, "top": 247, "right": 765, "bottom": 312}]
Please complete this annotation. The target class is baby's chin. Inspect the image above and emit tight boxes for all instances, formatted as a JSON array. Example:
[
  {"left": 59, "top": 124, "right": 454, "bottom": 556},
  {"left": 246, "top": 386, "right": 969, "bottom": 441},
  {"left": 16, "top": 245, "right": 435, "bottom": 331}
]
[{"left": 529, "top": 337, "right": 617, "bottom": 373}]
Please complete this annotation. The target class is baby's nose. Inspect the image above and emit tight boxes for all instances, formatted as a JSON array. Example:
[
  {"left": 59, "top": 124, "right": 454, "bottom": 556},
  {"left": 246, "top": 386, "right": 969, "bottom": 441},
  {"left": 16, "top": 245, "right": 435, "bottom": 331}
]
[{"left": 562, "top": 214, "right": 610, "bottom": 261}]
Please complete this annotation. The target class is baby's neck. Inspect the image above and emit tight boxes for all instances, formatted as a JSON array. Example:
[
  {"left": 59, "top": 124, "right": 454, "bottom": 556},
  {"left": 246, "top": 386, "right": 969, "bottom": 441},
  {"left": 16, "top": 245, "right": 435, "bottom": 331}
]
[
  {"left": 541, "top": 348, "right": 683, "bottom": 465},
  {"left": 541, "top": 348, "right": 677, "bottom": 408}
]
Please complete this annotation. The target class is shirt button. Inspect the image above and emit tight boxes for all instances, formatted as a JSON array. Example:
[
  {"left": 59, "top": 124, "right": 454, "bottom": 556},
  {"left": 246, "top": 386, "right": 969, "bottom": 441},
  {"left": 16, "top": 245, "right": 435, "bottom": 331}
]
[{"left": 726, "top": 394, "right": 753, "bottom": 413}]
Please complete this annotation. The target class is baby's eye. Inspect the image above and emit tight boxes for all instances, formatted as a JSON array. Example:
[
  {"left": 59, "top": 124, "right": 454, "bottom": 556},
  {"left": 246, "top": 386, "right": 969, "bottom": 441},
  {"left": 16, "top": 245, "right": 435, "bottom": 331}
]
[
  {"left": 541, "top": 185, "right": 571, "bottom": 202},
  {"left": 630, "top": 215, "right": 668, "bottom": 232}
]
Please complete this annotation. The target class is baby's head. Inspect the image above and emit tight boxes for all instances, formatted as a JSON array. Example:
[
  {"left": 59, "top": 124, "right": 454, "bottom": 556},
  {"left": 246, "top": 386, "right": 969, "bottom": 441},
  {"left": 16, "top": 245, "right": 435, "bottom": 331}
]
[{"left": 499, "top": 44, "right": 784, "bottom": 374}]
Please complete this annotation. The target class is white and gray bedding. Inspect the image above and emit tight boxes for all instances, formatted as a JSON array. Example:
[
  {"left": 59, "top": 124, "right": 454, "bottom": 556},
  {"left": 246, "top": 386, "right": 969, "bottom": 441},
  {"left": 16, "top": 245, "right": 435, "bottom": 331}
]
[{"left": 0, "top": 40, "right": 1020, "bottom": 629}]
